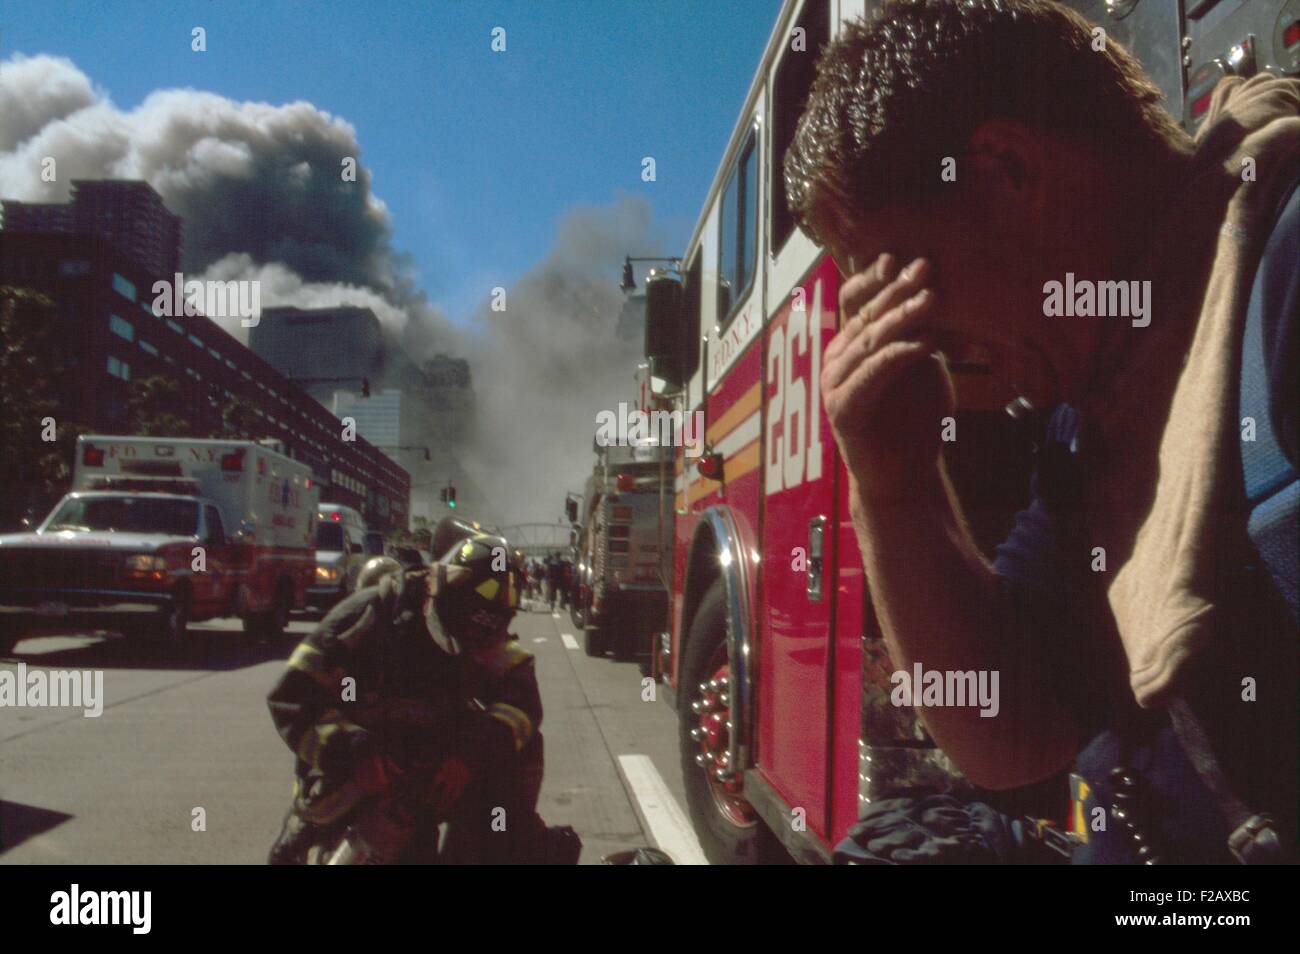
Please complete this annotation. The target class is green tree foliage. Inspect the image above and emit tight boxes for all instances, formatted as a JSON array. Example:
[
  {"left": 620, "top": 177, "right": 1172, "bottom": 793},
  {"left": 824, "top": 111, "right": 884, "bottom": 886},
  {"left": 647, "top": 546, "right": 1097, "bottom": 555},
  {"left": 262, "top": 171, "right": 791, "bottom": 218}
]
[
  {"left": 127, "top": 375, "right": 196, "bottom": 437},
  {"left": 0, "top": 286, "right": 90, "bottom": 528}
]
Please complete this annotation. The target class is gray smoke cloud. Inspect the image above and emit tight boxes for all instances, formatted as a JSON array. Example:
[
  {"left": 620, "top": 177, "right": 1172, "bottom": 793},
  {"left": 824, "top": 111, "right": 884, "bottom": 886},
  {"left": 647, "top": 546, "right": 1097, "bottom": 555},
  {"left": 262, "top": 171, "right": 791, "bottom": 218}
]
[
  {"left": 0, "top": 53, "right": 664, "bottom": 527},
  {"left": 460, "top": 197, "right": 663, "bottom": 527},
  {"left": 0, "top": 53, "right": 458, "bottom": 354}
]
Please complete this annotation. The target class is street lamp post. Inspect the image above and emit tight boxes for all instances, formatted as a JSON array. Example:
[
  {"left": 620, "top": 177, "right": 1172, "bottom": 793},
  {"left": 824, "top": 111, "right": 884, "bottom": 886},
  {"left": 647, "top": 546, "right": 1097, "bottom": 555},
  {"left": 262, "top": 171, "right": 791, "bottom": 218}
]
[{"left": 620, "top": 256, "right": 681, "bottom": 293}]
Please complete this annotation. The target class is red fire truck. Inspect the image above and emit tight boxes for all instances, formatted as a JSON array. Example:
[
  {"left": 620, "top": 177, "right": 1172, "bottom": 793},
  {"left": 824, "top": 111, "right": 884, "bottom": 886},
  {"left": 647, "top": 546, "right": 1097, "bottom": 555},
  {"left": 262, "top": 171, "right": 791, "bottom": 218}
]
[
  {"left": 640, "top": 0, "right": 1299, "bottom": 863},
  {"left": 569, "top": 436, "right": 671, "bottom": 659}
]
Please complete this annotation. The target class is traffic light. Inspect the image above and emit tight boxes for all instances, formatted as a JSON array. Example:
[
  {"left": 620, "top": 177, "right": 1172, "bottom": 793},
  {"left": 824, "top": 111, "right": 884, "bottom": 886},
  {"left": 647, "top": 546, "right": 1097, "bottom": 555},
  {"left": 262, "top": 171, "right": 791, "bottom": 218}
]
[{"left": 439, "top": 485, "right": 457, "bottom": 507}]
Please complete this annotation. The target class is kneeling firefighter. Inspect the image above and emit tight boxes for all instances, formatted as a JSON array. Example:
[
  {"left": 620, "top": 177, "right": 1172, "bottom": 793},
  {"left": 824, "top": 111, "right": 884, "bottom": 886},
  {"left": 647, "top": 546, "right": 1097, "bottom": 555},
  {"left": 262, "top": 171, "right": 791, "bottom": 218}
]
[{"left": 266, "top": 517, "right": 580, "bottom": 864}]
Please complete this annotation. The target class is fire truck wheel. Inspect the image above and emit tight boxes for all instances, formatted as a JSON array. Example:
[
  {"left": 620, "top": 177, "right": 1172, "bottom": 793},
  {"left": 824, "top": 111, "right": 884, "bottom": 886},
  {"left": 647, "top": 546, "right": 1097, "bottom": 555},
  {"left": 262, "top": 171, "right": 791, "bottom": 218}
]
[{"left": 680, "top": 581, "right": 768, "bottom": 865}]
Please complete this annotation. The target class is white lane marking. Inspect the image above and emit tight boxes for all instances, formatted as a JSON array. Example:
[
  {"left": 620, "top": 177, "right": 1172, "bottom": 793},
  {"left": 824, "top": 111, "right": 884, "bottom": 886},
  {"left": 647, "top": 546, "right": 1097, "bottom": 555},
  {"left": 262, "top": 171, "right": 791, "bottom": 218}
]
[
  {"left": 552, "top": 612, "right": 562, "bottom": 619},
  {"left": 560, "top": 632, "right": 580, "bottom": 651},
  {"left": 617, "top": 754, "right": 709, "bottom": 865},
  {"left": 532, "top": 637, "right": 548, "bottom": 644}
]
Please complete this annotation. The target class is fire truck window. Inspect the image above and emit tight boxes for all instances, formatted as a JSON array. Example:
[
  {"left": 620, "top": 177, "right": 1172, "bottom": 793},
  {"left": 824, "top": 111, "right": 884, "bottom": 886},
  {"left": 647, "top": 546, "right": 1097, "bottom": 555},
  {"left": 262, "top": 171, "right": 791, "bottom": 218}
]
[
  {"left": 771, "top": 0, "right": 830, "bottom": 252},
  {"left": 717, "top": 133, "right": 758, "bottom": 329}
]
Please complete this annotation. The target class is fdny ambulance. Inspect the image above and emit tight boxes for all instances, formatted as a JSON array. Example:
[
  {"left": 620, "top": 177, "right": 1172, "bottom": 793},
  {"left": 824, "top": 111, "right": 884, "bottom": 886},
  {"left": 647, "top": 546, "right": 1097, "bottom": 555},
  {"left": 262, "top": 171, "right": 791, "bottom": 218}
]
[{"left": 0, "top": 436, "right": 319, "bottom": 653}]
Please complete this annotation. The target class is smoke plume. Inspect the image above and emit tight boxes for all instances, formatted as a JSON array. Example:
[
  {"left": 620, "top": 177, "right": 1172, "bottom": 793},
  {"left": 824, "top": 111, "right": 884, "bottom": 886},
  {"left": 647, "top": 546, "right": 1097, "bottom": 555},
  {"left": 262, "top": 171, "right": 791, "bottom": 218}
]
[{"left": 0, "top": 53, "right": 665, "bottom": 527}]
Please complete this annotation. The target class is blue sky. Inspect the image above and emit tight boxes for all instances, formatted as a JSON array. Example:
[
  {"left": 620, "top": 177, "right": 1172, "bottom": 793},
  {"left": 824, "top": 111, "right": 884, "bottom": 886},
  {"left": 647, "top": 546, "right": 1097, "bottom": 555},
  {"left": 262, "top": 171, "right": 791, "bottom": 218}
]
[{"left": 2, "top": 0, "right": 782, "bottom": 323}]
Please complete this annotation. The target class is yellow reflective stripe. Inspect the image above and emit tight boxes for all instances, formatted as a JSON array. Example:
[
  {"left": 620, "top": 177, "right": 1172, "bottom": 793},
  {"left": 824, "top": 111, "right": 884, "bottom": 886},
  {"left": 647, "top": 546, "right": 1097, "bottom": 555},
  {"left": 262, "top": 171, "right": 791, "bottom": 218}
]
[
  {"left": 485, "top": 702, "right": 532, "bottom": 752},
  {"left": 479, "top": 641, "right": 531, "bottom": 679},
  {"left": 295, "top": 710, "right": 354, "bottom": 769},
  {"left": 288, "top": 642, "right": 325, "bottom": 672}
]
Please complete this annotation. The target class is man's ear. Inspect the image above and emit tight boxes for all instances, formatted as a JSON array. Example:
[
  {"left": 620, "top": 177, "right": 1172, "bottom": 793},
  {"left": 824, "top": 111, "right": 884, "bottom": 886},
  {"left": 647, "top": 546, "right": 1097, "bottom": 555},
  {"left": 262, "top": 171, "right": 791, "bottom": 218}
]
[{"left": 962, "top": 119, "right": 1049, "bottom": 219}]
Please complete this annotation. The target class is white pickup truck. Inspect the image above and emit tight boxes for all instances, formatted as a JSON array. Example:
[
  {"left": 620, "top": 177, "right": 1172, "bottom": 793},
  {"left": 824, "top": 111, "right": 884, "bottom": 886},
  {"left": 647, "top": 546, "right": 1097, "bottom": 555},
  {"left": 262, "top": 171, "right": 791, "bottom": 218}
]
[{"left": 0, "top": 436, "right": 319, "bottom": 653}]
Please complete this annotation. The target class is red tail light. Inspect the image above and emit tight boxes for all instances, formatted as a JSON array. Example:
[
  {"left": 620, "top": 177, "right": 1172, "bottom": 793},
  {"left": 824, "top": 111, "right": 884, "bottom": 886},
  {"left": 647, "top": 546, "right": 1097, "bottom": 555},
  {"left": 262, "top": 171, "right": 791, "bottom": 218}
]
[
  {"left": 697, "top": 452, "right": 724, "bottom": 480},
  {"left": 221, "top": 449, "right": 245, "bottom": 472},
  {"left": 82, "top": 443, "right": 105, "bottom": 467},
  {"left": 616, "top": 473, "right": 636, "bottom": 492},
  {"left": 1285, "top": 20, "right": 1300, "bottom": 50}
]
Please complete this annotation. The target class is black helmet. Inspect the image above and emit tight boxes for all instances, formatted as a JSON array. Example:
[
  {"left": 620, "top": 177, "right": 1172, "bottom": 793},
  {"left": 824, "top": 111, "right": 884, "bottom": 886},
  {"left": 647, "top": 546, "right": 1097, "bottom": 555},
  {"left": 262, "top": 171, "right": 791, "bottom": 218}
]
[
  {"left": 429, "top": 529, "right": 520, "bottom": 653},
  {"left": 430, "top": 515, "right": 481, "bottom": 561}
]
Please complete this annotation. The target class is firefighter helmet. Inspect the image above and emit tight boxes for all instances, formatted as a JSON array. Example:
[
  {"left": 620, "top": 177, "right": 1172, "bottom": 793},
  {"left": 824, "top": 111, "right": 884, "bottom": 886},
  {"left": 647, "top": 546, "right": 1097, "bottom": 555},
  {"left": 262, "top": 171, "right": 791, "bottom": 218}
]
[
  {"left": 428, "top": 529, "right": 520, "bottom": 653},
  {"left": 356, "top": 555, "right": 403, "bottom": 591},
  {"left": 430, "top": 516, "right": 481, "bottom": 563}
]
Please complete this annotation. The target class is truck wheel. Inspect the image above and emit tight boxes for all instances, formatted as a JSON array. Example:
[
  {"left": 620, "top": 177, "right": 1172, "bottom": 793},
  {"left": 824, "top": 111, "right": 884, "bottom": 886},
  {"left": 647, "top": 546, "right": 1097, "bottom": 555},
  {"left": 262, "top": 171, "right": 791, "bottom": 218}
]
[
  {"left": 155, "top": 589, "right": 190, "bottom": 647},
  {"left": 583, "top": 624, "right": 606, "bottom": 657},
  {"left": 679, "top": 581, "right": 767, "bottom": 865},
  {"left": 244, "top": 582, "right": 292, "bottom": 642}
]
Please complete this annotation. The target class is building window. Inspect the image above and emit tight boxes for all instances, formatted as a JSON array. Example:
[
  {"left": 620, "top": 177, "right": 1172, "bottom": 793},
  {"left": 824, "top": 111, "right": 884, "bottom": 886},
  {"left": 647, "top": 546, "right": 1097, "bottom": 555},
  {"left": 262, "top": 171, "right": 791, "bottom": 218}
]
[
  {"left": 59, "top": 260, "right": 91, "bottom": 277},
  {"left": 107, "top": 356, "right": 131, "bottom": 381},
  {"left": 226, "top": 359, "right": 237, "bottom": 370},
  {"left": 109, "top": 314, "right": 135, "bottom": 342},
  {"left": 167, "top": 319, "right": 184, "bottom": 334},
  {"left": 111, "top": 272, "right": 136, "bottom": 302},
  {"left": 139, "top": 340, "right": 159, "bottom": 357},
  {"left": 188, "top": 334, "right": 204, "bottom": 349},
  {"left": 208, "top": 347, "right": 222, "bottom": 361}
]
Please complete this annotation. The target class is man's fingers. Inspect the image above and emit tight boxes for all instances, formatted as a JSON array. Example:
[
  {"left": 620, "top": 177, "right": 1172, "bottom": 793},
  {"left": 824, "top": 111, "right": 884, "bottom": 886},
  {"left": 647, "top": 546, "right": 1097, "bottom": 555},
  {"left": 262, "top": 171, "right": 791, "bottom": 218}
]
[
  {"left": 838, "top": 252, "right": 897, "bottom": 324},
  {"left": 829, "top": 255, "right": 931, "bottom": 365},
  {"left": 852, "top": 258, "right": 931, "bottom": 334},
  {"left": 822, "top": 287, "right": 936, "bottom": 393},
  {"left": 825, "top": 339, "right": 937, "bottom": 422}
]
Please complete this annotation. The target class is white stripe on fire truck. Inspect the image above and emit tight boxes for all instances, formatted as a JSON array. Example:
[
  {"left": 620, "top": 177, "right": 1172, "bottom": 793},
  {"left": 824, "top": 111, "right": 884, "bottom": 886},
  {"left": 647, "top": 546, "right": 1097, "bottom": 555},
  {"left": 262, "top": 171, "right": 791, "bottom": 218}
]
[{"left": 713, "top": 410, "right": 760, "bottom": 460}]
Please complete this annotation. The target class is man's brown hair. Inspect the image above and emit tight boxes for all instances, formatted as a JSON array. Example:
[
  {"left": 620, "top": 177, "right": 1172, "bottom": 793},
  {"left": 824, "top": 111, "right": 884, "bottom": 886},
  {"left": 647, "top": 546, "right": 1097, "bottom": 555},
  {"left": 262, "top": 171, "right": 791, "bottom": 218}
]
[{"left": 785, "top": 0, "right": 1189, "bottom": 246}]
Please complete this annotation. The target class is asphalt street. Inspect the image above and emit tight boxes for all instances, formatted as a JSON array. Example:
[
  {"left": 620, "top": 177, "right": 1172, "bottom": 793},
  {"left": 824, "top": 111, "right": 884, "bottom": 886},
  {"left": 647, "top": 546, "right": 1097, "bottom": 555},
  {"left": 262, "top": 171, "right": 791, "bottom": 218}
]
[{"left": 0, "top": 599, "right": 702, "bottom": 864}]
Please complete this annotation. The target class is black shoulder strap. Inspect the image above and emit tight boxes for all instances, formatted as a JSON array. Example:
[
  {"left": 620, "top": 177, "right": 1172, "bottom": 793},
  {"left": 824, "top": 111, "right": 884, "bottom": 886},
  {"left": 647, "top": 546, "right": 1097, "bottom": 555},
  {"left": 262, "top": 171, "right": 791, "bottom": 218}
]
[{"left": 1167, "top": 696, "right": 1283, "bottom": 863}]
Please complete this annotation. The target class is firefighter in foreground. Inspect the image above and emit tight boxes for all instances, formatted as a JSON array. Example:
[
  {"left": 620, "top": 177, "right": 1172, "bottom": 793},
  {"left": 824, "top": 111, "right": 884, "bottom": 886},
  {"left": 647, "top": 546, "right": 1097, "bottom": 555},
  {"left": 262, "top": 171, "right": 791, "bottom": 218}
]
[{"left": 266, "top": 517, "right": 573, "bottom": 864}]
